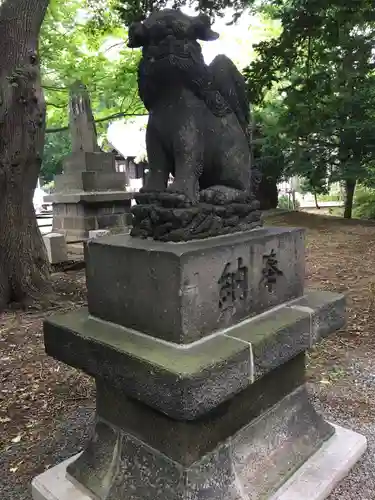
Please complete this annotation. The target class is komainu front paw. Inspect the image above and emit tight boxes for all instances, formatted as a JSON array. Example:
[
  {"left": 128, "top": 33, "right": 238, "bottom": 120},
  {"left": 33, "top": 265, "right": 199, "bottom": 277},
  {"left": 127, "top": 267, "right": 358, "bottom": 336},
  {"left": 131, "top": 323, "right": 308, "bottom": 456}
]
[
  {"left": 135, "top": 189, "right": 193, "bottom": 208},
  {"left": 200, "top": 185, "right": 248, "bottom": 205},
  {"left": 166, "top": 180, "right": 199, "bottom": 206}
]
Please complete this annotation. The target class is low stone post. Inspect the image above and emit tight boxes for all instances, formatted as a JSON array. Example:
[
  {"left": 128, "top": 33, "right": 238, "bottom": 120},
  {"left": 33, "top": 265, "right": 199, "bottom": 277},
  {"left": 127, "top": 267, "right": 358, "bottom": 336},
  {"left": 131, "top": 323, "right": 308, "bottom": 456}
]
[{"left": 43, "top": 233, "right": 68, "bottom": 264}]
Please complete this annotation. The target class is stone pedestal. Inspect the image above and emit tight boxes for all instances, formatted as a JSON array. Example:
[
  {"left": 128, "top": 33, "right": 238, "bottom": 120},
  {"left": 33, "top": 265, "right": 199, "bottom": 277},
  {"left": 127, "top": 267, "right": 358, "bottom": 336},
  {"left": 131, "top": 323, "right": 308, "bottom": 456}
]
[
  {"left": 46, "top": 152, "right": 134, "bottom": 241},
  {"left": 33, "top": 228, "right": 366, "bottom": 500}
]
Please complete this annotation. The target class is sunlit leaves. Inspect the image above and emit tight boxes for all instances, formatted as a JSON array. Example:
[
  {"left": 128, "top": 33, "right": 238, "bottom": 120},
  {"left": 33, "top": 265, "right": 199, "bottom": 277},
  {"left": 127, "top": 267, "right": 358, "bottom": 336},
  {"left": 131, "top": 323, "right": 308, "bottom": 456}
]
[
  {"left": 39, "top": 0, "right": 145, "bottom": 181},
  {"left": 40, "top": 0, "right": 143, "bottom": 132}
]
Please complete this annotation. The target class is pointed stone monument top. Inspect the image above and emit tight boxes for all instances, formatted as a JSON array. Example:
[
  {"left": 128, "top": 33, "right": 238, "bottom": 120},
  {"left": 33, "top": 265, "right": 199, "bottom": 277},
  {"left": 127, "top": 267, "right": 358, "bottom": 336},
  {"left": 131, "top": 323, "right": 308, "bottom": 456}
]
[{"left": 69, "top": 80, "right": 100, "bottom": 153}]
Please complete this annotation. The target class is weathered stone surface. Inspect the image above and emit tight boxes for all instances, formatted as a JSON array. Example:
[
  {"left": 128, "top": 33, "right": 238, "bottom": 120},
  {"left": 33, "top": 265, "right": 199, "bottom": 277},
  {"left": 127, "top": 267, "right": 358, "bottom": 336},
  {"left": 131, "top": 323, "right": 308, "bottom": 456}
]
[
  {"left": 50, "top": 196, "right": 133, "bottom": 241},
  {"left": 96, "top": 354, "right": 305, "bottom": 465},
  {"left": 43, "top": 233, "right": 68, "bottom": 264},
  {"left": 46, "top": 97, "right": 133, "bottom": 241},
  {"left": 62, "top": 151, "right": 116, "bottom": 174},
  {"left": 34, "top": 10, "right": 353, "bottom": 498},
  {"left": 89, "top": 229, "right": 110, "bottom": 239},
  {"left": 31, "top": 424, "right": 367, "bottom": 500},
  {"left": 271, "top": 424, "right": 367, "bottom": 500},
  {"left": 290, "top": 290, "right": 346, "bottom": 344},
  {"left": 43, "top": 308, "right": 252, "bottom": 420},
  {"left": 69, "top": 80, "right": 100, "bottom": 154},
  {"left": 86, "top": 227, "right": 305, "bottom": 343},
  {"left": 54, "top": 171, "right": 126, "bottom": 193},
  {"left": 229, "top": 306, "right": 311, "bottom": 379},
  {"left": 43, "top": 288, "right": 345, "bottom": 419},
  {"left": 127, "top": 9, "right": 261, "bottom": 240},
  {"left": 64, "top": 385, "right": 333, "bottom": 500},
  {"left": 229, "top": 386, "right": 334, "bottom": 499},
  {"left": 131, "top": 199, "right": 262, "bottom": 241},
  {"left": 46, "top": 192, "right": 133, "bottom": 204}
]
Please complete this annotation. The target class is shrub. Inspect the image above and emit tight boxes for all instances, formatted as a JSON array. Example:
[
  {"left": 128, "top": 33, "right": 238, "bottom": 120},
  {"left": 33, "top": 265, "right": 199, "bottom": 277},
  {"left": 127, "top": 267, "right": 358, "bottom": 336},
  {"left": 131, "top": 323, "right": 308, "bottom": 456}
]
[
  {"left": 278, "top": 194, "right": 300, "bottom": 210},
  {"left": 353, "top": 187, "right": 375, "bottom": 219},
  {"left": 42, "top": 180, "right": 55, "bottom": 194},
  {"left": 317, "top": 193, "right": 342, "bottom": 202}
]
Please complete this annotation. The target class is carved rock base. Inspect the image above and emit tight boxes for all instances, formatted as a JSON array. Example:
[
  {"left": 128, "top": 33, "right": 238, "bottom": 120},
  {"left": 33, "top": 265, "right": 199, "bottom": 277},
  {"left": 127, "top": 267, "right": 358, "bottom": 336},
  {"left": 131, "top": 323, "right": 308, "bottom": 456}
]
[{"left": 131, "top": 200, "right": 262, "bottom": 242}]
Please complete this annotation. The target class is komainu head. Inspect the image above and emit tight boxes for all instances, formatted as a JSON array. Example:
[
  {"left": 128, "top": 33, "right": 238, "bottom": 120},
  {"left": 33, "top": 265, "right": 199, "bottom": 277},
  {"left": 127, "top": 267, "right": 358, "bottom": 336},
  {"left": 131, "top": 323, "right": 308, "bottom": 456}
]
[{"left": 128, "top": 9, "right": 218, "bottom": 78}]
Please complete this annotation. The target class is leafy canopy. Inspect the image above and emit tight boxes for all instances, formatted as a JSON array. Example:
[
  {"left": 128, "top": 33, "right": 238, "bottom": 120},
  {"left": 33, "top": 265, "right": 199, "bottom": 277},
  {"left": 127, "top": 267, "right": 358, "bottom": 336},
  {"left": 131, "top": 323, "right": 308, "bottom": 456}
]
[
  {"left": 39, "top": 0, "right": 145, "bottom": 181},
  {"left": 244, "top": 0, "right": 375, "bottom": 210}
]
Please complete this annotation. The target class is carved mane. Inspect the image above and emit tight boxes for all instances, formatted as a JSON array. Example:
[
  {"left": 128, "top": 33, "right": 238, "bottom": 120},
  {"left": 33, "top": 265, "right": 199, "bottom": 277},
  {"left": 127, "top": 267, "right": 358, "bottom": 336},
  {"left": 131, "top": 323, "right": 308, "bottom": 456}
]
[
  {"left": 137, "top": 49, "right": 251, "bottom": 133},
  {"left": 138, "top": 53, "right": 230, "bottom": 115},
  {"left": 132, "top": 10, "right": 249, "bottom": 132}
]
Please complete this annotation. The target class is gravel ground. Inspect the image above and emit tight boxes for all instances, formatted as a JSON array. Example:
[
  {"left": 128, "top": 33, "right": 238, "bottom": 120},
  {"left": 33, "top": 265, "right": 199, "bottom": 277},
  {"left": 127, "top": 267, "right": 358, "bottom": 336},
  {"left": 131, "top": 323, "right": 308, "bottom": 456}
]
[
  {"left": 0, "top": 404, "right": 95, "bottom": 500},
  {"left": 318, "top": 345, "right": 375, "bottom": 500},
  {"left": 1, "top": 347, "right": 374, "bottom": 500}
]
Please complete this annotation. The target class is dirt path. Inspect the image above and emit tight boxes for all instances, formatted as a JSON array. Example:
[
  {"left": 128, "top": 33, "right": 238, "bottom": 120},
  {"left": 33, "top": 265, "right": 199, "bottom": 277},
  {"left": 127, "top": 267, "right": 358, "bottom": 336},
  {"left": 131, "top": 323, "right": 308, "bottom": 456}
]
[{"left": 1, "top": 211, "right": 375, "bottom": 499}]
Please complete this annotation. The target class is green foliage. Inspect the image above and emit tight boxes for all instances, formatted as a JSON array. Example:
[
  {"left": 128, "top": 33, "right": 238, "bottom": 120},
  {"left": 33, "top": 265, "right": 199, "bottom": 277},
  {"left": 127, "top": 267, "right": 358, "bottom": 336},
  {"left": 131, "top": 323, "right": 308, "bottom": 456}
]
[
  {"left": 113, "top": 0, "right": 251, "bottom": 25},
  {"left": 353, "top": 186, "right": 375, "bottom": 219},
  {"left": 244, "top": 0, "right": 375, "bottom": 217},
  {"left": 40, "top": 0, "right": 145, "bottom": 136},
  {"left": 317, "top": 193, "right": 342, "bottom": 202},
  {"left": 277, "top": 194, "right": 299, "bottom": 210},
  {"left": 41, "top": 131, "right": 71, "bottom": 183},
  {"left": 299, "top": 176, "right": 328, "bottom": 197},
  {"left": 252, "top": 97, "right": 288, "bottom": 184}
]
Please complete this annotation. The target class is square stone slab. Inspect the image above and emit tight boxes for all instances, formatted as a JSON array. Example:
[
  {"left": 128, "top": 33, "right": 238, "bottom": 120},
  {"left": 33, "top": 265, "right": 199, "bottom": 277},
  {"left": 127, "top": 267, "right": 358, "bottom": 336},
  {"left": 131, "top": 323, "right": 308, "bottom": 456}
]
[
  {"left": 85, "top": 227, "right": 305, "bottom": 343},
  {"left": 31, "top": 424, "right": 366, "bottom": 500},
  {"left": 44, "top": 290, "right": 345, "bottom": 420}
]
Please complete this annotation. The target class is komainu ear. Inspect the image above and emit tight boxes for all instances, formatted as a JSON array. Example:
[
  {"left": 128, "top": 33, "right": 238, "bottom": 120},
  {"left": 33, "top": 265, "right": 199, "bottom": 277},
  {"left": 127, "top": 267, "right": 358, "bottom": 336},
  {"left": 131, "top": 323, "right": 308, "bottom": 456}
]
[
  {"left": 128, "top": 22, "right": 148, "bottom": 48},
  {"left": 193, "top": 14, "right": 219, "bottom": 41}
]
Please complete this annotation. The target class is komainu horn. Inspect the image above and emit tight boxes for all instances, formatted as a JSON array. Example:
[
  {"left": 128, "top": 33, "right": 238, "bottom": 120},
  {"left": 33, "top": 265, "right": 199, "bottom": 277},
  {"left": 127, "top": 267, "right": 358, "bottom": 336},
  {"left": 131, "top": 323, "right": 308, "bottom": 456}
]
[{"left": 128, "top": 9, "right": 262, "bottom": 241}]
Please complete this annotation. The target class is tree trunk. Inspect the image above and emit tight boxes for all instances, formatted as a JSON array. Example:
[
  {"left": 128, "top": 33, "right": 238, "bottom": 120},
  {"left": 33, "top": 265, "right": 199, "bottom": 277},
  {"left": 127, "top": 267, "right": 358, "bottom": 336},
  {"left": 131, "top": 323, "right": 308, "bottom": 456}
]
[
  {"left": 257, "top": 176, "right": 278, "bottom": 210},
  {"left": 0, "top": 0, "right": 50, "bottom": 311},
  {"left": 313, "top": 192, "right": 320, "bottom": 209},
  {"left": 343, "top": 179, "right": 356, "bottom": 219}
]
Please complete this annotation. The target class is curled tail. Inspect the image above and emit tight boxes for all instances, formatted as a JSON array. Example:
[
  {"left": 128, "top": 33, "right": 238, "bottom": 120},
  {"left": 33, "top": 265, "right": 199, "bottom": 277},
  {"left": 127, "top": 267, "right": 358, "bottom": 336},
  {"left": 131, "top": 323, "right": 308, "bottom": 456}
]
[
  {"left": 209, "top": 55, "right": 262, "bottom": 196},
  {"left": 209, "top": 54, "right": 250, "bottom": 136}
]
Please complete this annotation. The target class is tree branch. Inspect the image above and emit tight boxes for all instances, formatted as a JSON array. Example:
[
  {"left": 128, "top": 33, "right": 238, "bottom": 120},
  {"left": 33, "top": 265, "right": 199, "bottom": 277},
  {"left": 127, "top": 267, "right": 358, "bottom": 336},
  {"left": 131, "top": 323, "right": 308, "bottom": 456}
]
[
  {"left": 46, "top": 111, "right": 148, "bottom": 134},
  {"left": 43, "top": 85, "right": 68, "bottom": 92},
  {"left": 103, "top": 41, "right": 125, "bottom": 54},
  {"left": 46, "top": 101, "right": 67, "bottom": 109}
]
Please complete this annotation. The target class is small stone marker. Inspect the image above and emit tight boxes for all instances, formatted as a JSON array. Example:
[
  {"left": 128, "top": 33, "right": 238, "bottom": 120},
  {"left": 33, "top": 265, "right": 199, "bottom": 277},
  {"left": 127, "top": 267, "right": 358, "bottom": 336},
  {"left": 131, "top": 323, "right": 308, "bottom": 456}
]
[{"left": 43, "top": 233, "right": 68, "bottom": 264}]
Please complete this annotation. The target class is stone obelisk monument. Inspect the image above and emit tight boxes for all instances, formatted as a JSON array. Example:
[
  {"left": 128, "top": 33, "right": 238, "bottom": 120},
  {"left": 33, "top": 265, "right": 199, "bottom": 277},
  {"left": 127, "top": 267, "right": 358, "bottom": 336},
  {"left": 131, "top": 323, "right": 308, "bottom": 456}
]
[{"left": 45, "top": 81, "right": 133, "bottom": 241}]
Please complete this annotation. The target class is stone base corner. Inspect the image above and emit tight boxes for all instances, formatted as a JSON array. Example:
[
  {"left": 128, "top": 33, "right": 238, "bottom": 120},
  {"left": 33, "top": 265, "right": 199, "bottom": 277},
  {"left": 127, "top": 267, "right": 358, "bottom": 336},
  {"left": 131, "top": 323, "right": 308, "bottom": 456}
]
[
  {"left": 271, "top": 424, "right": 367, "bottom": 500},
  {"left": 31, "top": 424, "right": 366, "bottom": 500}
]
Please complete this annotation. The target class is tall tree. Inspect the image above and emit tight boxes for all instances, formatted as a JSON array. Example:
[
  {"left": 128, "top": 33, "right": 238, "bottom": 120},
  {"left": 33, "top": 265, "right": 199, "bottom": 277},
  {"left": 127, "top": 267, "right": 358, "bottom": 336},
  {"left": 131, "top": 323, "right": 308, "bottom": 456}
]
[
  {"left": 244, "top": 0, "right": 375, "bottom": 218},
  {"left": 252, "top": 97, "right": 288, "bottom": 209},
  {"left": 0, "top": 0, "right": 50, "bottom": 311}
]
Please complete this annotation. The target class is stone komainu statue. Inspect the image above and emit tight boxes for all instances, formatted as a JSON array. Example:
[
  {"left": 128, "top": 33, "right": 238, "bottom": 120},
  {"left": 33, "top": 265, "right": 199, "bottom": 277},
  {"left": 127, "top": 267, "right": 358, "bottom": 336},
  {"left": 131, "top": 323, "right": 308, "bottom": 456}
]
[{"left": 128, "top": 9, "right": 261, "bottom": 240}]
